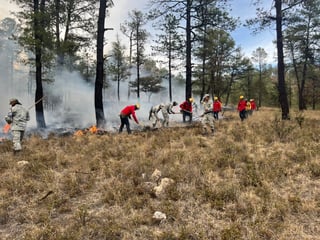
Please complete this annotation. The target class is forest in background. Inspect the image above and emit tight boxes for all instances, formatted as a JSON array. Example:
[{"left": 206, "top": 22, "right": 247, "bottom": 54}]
[{"left": 0, "top": 0, "right": 320, "bottom": 129}]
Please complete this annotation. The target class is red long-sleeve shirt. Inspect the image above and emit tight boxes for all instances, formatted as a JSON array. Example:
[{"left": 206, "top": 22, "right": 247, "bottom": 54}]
[
  {"left": 180, "top": 101, "right": 192, "bottom": 113},
  {"left": 213, "top": 100, "right": 222, "bottom": 112},
  {"left": 120, "top": 105, "right": 139, "bottom": 124},
  {"left": 250, "top": 101, "right": 256, "bottom": 110},
  {"left": 237, "top": 100, "right": 247, "bottom": 111}
]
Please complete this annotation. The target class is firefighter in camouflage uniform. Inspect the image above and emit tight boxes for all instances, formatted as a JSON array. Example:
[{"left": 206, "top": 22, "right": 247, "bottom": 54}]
[
  {"left": 200, "top": 94, "right": 214, "bottom": 135},
  {"left": 5, "top": 98, "right": 30, "bottom": 152},
  {"left": 161, "top": 101, "right": 178, "bottom": 127}
]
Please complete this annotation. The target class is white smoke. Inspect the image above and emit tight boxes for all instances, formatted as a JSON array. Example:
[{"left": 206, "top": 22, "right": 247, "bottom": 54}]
[
  {"left": 0, "top": 17, "right": 198, "bottom": 134},
  {"left": 0, "top": 18, "right": 33, "bottom": 131},
  {"left": 43, "top": 70, "right": 95, "bottom": 129},
  {"left": 102, "top": 77, "right": 186, "bottom": 131}
]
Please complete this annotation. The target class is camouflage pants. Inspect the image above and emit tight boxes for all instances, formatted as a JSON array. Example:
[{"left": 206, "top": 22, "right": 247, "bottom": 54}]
[
  {"left": 12, "top": 130, "right": 24, "bottom": 151},
  {"left": 162, "top": 112, "right": 169, "bottom": 127},
  {"left": 201, "top": 114, "right": 214, "bottom": 134},
  {"left": 150, "top": 113, "right": 161, "bottom": 127}
]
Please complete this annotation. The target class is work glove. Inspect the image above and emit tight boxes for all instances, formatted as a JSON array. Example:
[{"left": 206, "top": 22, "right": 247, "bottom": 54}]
[{"left": 5, "top": 115, "right": 12, "bottom": 124}]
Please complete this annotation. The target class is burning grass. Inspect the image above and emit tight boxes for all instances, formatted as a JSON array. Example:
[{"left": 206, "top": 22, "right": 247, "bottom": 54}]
[{"left": 0, "top": 108, "right": 320, "bottom": 239}]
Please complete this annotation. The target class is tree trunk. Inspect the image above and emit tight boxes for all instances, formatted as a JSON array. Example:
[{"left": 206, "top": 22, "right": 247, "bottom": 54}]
[
  {"left": 200, "top": 32, "right": 206, "bottom": 102},
  {"left": 129, "top": 32, "right": 133, "bottom": 65},
  {"left": 136, "top": 24, "right": 140, "bottom": 99},
  {"left": 54, "top": 0, "right": 62, "bottom": 65},
  {"left": 34, "top": 0, "right": 46, "bottom": 128},
  {"left": 275, "top": 0, "right": 290, "bottom": 119},
  {"left": 225, "top": 72, "right": 235, "bottom": 106},
  {"left": 61, "top": 2, "right": 72, "bottom": 66},
  {"left": 258, "top": 63, "right": 262, "bottom": 108},
  {"left": 185, "top": 0, "right": 192, "bottom": 100},
  {"left": 168, "top": 41, "right": 173, "bottom": 102},
  {"left": 117, "top": 70, "right": 120, "bottom": 101},
  {"left": 298, "top": 17, "right": 311, "bottom": 111},
  {"left": 247, "top": 70, "right": 251, "bottom": 99},
  {"left": 137, "top": 60, "right": 140, "bottom": 99},
  {"left": 95, "top": 0, "right": 106, "bottom": 128}
]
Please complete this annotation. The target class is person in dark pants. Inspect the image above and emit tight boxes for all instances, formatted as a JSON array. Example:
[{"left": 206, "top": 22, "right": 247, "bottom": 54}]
[
  {"left": 179, "top": 98, "right": 193, "bottom": 122},
  {"left": 213, "top": 96, "right": 222, "bottom": 120},
  {"left": 119, "top": 104, "right": 140, "bottom": 134},
  {"left": 237, "top": 96, "right": 247, "bottom": 121}
]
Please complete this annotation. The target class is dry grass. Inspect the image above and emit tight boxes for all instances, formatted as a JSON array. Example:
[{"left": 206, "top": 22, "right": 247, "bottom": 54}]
[{"left": 0, "top": 108, "right": 320, "bottom": 239}]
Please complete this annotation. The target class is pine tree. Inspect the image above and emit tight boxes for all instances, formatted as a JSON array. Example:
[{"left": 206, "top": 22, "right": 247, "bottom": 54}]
[
  {"left": 107, "top": 35, "right": 131, "bottom": 101},
  {"left": 121, "top": 10, "right": 148, "bottom": 99}
]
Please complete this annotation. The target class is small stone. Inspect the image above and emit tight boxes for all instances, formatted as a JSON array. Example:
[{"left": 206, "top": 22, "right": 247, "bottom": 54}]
[
  {"left": 153, "top": 211, "right": 166, "bottom": 222},
  {"left": 17, "top": 161, "right": 29, "bottom": 168}
]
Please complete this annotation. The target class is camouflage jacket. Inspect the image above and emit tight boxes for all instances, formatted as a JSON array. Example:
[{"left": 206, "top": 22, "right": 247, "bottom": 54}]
[
  {"left": 6, "top": 104, "right": 30, "bottom": 131},
  {"left": 202, "top": 100, "right": 213, "bottom": 114},
  {"left": 162, "top": 102, "right": 175, "bottom": 114}
]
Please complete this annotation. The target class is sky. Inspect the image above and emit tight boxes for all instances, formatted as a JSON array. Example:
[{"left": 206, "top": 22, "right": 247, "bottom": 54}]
[{"left": 229, "top": 0, "right": 276, "bottom": 62}]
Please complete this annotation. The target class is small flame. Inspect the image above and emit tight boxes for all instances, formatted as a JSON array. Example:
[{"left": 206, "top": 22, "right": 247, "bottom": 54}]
[
  {"left": 74, "top": 130, "right": 84, "bottom": 137},
  {"left": 89, "top": 125, "right": 97, "bottom": 134},
  {"left": 3, "top": 123, "right": 11, "bottom": 134},
  {"left": 74, "top": 125, "right": 98, "bottom": 137}
]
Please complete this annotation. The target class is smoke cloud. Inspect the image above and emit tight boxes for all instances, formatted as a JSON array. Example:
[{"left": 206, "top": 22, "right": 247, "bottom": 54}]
[{"left": 0, "top": 18, "right": 200, "bottom": 135}]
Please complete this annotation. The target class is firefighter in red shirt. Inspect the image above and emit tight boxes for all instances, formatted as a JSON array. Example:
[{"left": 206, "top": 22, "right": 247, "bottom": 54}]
[
  {"left": 237, "top": 96, "right": 247, "bottom": 121},
  {"left": 119, "top": 103, "right": 140, "bottom": 134},
  {"left": 213, "top": 97, "right": 222, "bottom": 120},
  {"left": 180, "top": 98, "right": 193, "bottom": 122}
]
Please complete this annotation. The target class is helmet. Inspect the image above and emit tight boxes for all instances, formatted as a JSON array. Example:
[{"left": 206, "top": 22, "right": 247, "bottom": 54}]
[
  {"left": 189, "top": 98, "right": 194, "bottom": 103},
  {"left": 239, "top": 96, "right": 244, "bottom": 99},
  {"left": 173, "top": 101, "right": 178, "bottom": 106},
  {"left": 9, "top": 98, "right": 20, "bottom": 105},
  {"left": 214, "top": 97, "right": 218, "bottom": 100},
  {"left": 135, "top": 103, "right": 140, "bottom": 109},
  {"left": 250, "top": 99, "right": 254, "bottom": 101}
]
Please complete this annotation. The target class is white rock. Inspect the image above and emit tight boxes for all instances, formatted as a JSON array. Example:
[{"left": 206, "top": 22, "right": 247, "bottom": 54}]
[
  {"left": 153, "top": 211, "right": 166, "bottom": 221},
  {"left": 17, "top": 161, "right": 29, "bottom": 168}
]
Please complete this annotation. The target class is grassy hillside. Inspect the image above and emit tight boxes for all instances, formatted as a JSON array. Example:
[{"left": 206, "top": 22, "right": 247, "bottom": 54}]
[{"left": 0, "top": 108, "right": 320, "bottom": 240}]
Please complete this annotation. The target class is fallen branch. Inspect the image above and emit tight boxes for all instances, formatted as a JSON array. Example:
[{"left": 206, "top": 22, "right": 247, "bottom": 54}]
[{"left": 38, "top": 190, "right": 54, "bottom": 201}]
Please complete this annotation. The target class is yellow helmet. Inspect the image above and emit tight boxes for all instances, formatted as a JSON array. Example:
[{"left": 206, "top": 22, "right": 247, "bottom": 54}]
[
  {"left": 239, "top": 96, "right": 244, "bottom": 99},
  {"left": 214, "top": 97, "right": 218, "bottom": 100},
  {"left": 189, "top": 98, "right": 194, "bottom": 102},
  {"left": 135, "top": 103, "right": 140, "bottom": 109}
]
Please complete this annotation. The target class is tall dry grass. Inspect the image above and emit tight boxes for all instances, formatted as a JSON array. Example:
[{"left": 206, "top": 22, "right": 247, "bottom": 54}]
[{"left": 0, "top": 108, "right": 320, "bottom": 239}]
